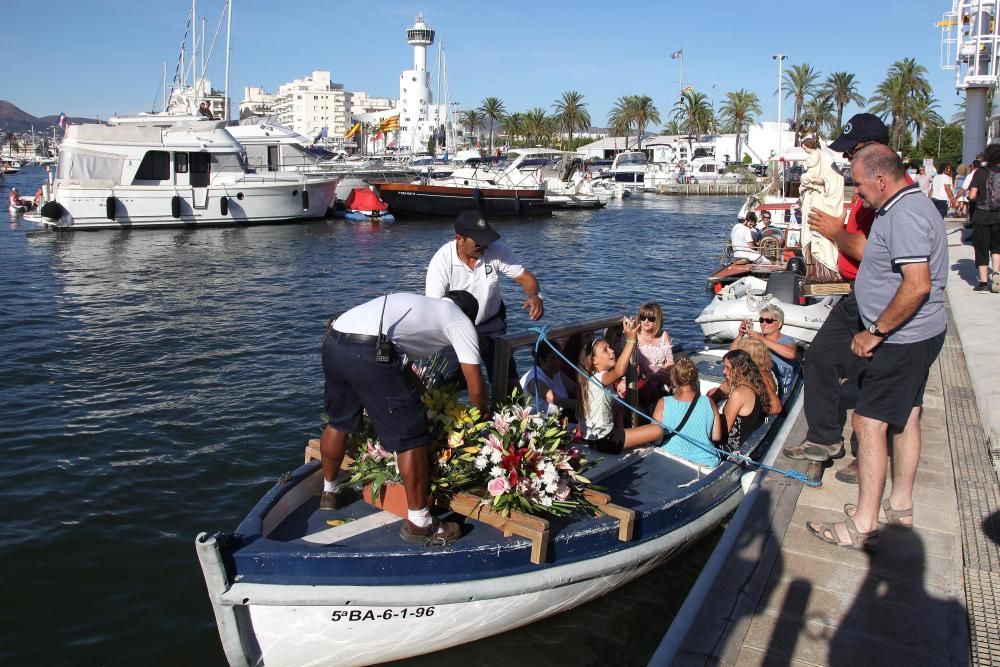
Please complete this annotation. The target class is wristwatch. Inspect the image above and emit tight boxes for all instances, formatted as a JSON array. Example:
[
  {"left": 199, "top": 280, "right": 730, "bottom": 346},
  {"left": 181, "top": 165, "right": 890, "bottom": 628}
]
[
  {"left": 529, "top": 292, "right": 543, "bottom": 301},
  {"left": 867, "top": 322, "right": 887, "bottom": 338}
]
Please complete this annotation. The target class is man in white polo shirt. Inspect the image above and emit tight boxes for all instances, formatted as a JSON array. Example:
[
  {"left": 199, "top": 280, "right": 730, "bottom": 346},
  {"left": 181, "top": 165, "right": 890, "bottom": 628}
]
[
  {"left": 319, "top": 290, "right": 487, "bottom": 546},
  {"left": 425, "top": 211, "right": 544, "bottom": 382}
]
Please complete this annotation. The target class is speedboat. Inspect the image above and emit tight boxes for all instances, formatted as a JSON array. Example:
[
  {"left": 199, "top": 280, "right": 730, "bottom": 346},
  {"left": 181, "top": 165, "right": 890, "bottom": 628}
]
[
  {"left": 2, "top": 158, "right": 22, "bottom": 174},
  {"left": 26, "top": 119, "right": 339, "bottom": 230},
  {"left": 696, "top": 272, "right": 840, "bottom": 344},
  {"left": 195, "top": 326, "right": 804, "bottom": 667}
]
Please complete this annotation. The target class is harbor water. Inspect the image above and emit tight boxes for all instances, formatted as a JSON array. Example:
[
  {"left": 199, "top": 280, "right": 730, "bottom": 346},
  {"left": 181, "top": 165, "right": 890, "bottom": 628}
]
[{"left": 1, "top": 166, "right": 741, "bottom": 666}]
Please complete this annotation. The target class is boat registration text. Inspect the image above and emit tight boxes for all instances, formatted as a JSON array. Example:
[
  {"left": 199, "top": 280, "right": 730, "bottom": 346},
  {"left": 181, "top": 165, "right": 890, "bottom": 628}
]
[{"left": 330, "top": 606, "right": 436, "bottom": 622}]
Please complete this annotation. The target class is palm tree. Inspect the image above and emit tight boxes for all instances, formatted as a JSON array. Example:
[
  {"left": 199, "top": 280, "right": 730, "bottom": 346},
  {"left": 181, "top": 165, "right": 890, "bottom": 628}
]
[
  {"left": 500, "top": 112, "right": 524, "bottom": 148},
  {"left": 908, "top": 95, "right": 943, "bottom": 147},
  {"left": 821, "top": 71, "right": 866, "bottom": 134},
  {"left": 459, "top": 110, "right": 485, "bottom": 148},
  {"left": 800, "top": 95, "right": 837, "bottom": 138},
  {"left": 869, "top": 59, "right": 933, "bottom": 149},
  {"left": 631, "top": 95, "right": 660, "bottom": 150},
  {"left": 782, "top": 63, "right": 821, "bottom": 144},
  {"left": 672, "top": 89, "right": 714, "bottom": 159},
  {"left": 552, "top": 90, "right": 591, "bottom": 150},
  {"left": 661, "top": 119, "right": 683, "bottom": 135},
  {"left": 477, "top": 97, "right": 506, "bottom": 152},
  {"left": 523, "top": 107, "right": 549, "bottom": 146},
  {"left": 607, "top": 96, "right": 636, "bottom": 150},
  {"left": 718, "top": 89, "right": 762, "bottom": 162}
]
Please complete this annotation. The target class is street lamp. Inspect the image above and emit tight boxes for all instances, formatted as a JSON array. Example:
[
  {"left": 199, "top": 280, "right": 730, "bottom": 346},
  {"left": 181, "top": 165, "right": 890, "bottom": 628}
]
[{"left": 773, "top": 53, "right": 787, "bottom": 158}]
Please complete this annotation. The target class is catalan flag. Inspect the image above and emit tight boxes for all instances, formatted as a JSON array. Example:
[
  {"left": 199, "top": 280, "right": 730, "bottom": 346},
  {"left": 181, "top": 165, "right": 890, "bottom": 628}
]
[
  {"left": 344, "top": 122, "right": 361, "bottom": 139},
  {"left": 379, "top": 115, "right": 400, "bottom": 132}
]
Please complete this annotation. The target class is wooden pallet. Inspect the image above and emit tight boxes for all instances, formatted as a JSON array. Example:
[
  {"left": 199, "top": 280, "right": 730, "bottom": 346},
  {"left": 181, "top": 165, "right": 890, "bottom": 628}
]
[{"left": 801, "top": 281, "right": 852, "bottom": 296}]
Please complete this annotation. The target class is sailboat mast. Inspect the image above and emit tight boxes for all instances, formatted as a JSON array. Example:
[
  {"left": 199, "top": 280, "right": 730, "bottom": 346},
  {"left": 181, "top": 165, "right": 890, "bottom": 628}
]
[
  {"left": 224, "top": 0, "right": 232, "bottom": 121},
  {"left": 191, "top": 0, "right": 197, "bottom": 105},
  {"left": 162, "top": 60, "right": 168, "bottom": 111}
]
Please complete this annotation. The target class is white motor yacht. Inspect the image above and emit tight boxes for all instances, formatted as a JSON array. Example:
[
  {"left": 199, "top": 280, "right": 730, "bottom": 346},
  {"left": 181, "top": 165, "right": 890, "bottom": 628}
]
[{"left": 28, "top": 119, "right": 339, "bottom": 230}]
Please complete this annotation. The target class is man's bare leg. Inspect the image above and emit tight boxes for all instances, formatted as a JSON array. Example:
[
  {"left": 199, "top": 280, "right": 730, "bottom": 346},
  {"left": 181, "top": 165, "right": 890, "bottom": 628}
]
[
  {"left": 851, "top": 412, "right": 889, "bottom": 535},
  {"left": 887, "top": 406, "right": 921, "bottom": 524},
  {"left": 396, "top": 446, "right": 430, "bottom": 511},
  {"left": 320, "top": 424, "right": 349, "bottom": 483}
]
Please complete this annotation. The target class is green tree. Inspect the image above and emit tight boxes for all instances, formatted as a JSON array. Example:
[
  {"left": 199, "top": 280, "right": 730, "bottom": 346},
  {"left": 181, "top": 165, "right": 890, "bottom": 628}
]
[
  {"left": 607, "top": 96, "right": 636, "bottom": 150},
  {"left": 661, "top": 119, "right": 682, "bottom": 135},
  {"left": 671, "top": 89, "right": 714, "bottom": 159},
  {"left": 916, "top": 124, "right": 963, "bottom": 166},
  {"left": 782, "top": 63, "right": 821, "bottom": 144},
  {"left": 822, "top": 71, "right": 866, "bottom": 134},
  {"left": 908, "top": 95, "right": 943, "bottom": 147},
  {"left": 800, "top": 95, "right": 837, "bottom": 138},
  {"left": 869, "top": 58, "right": 932, "bottom": 150},
  {"left": 460, "top": 110, "right": 485, "bottom": 148},
  {"left": 523, "top": 107, "right": 549, "bottom": 146},
  {"left": 500, "top": 112, "right": 524, "bottom": 148},
  {"left": 719, "top": 89, "right": 762, "bottom": 163},
  {"left": 552, "top": 90, "right": 591, "bottom": 150},
  {"left": 631, "top": 95, "right": 660, "bottom": 150},
  {"left": 477, "top": 97, "right": 506, "bottom": 152}
]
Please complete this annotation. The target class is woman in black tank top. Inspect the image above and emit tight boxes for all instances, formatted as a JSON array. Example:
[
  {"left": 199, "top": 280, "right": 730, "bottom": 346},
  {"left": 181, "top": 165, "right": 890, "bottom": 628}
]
[{"left": 721, "top": 350, "right": 768, "bottom": 451}]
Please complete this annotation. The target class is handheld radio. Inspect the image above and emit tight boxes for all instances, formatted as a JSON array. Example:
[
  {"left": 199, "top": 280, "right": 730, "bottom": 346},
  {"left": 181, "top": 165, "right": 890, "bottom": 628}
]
[{"left": 375, "top": 295, "right": 396, "bottom": 365}]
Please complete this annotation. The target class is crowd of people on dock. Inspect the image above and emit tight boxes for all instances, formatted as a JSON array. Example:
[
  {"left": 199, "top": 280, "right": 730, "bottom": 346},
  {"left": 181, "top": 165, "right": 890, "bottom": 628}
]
[{"left": 316, "top": 209, "right": 797, "bottom": 545}]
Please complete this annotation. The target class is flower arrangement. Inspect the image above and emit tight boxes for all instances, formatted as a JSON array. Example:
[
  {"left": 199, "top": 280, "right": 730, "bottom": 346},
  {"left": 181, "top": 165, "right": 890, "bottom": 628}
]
[
  {"left": 473, "top": 393, "right": 597, "bottom": 517},
  {"left": 344, "top": 356, "right": 598, "bottom": 518}
]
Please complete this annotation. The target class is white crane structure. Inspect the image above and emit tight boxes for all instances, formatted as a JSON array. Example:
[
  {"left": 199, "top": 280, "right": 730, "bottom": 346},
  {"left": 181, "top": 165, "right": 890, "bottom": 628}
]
[{"left": 940, "top": 1, "right": 1000, "bottom": 162}]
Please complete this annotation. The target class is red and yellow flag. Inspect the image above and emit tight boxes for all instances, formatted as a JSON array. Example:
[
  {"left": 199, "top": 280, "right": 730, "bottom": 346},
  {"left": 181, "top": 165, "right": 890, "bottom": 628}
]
[{"left": 344, "top": 122, "right": 361, "bottom": 138}]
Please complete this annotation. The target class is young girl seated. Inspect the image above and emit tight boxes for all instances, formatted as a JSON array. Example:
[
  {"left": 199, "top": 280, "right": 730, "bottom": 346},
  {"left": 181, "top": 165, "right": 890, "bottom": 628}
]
[
  {"left": 650, "top": 356, "right": 722, "bottom": 467},
  {"left": 576, "top": 317, "right": 664, "bottom": 454}
]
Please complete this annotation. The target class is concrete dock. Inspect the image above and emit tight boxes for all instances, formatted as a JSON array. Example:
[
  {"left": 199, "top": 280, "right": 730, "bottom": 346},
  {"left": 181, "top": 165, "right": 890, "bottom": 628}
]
[{"left": 655, "top": 218, "right": 1000, "bottom": 665}]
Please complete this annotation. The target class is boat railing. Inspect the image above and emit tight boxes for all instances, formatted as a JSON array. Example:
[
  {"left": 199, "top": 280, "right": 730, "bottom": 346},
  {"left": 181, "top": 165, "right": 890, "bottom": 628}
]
[{"left": 492, "top": 314, "right": 643, "bottom": 426}]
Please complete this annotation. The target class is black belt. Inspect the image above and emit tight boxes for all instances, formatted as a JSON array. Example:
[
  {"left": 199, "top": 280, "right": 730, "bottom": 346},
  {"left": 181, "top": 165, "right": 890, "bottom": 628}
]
[{"left": 331, "top": 330, "right": 380, "bottom": 345}]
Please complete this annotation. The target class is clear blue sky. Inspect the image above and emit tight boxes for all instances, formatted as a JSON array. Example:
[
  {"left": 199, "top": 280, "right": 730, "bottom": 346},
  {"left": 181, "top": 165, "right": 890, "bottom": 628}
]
[{"left": 5, "top": 0, "right": 963, "bottom": 129}]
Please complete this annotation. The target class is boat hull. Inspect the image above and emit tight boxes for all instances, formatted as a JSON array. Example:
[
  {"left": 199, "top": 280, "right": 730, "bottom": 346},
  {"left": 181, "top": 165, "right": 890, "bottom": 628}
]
[
  {"left": 34, "top": 178, "right": 338, "bottom": 230},
  {"left": 376, "top": 183, "right": 552, "bottom": 217},
  {"left": 197, "top": 489, "right": 738, "bottom": 667}
]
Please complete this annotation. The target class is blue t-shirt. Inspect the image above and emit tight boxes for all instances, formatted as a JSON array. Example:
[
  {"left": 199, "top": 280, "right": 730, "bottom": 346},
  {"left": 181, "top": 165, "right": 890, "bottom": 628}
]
[
  {"left": 659, "top": 394, "right": 720, "bottom": 468},
  {"left": 771, "top": 334, "right": 799, "bottom": 390}
]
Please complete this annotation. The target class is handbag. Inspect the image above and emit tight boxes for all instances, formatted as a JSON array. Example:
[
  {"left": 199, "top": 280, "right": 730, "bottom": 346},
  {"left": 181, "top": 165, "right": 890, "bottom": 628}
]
[{"left": 662, "top": 396, "right": 700, "bottom": 445}]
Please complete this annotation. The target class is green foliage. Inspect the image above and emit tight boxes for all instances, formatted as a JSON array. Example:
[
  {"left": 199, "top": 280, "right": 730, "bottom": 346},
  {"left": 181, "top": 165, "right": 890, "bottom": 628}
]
[
  {"left": 427, "top": 135, "right": 436, "bottom": 154},
  {"left": 477, "top": 97, "right": 507, "bottom": 152},
  {"left": 552, "top": 90, "right": 591, "bottom": 150},
  {"left": 916, "top": 125, "right": 963, "bottom": 166}
]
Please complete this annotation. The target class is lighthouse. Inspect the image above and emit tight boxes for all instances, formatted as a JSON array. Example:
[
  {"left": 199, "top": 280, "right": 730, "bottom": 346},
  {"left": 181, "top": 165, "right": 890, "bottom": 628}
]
[{"left": 399, "top": 14, "right": 440, "bottom": 153}]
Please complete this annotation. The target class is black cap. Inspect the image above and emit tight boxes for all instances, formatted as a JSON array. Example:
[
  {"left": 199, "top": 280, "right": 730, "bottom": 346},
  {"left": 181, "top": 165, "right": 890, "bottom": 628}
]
[
  {"left": 444, "top": 290, "right": 479, "bottom": 322},
  {"left": 454, "top": 211, "right": 500, "bottom": 246},
  {"left": 829, "top": 113, "right": 890, "bottom": 153}
]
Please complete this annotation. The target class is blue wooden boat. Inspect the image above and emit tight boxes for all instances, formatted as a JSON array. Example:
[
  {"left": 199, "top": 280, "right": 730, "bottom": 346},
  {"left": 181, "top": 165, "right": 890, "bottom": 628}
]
[{"left": 196, "top": 343, "right": 802, "bottom": 666}]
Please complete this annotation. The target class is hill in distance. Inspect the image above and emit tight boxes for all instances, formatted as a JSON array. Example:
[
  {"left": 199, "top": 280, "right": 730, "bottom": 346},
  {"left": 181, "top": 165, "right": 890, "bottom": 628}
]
[{"left": 0, "top": 100, "right": 97, "bottom": 134}]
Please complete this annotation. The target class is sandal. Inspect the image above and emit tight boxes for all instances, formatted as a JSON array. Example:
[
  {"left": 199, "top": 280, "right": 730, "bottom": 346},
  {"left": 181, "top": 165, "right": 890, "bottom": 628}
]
[
  {"left": 806, "top": 516, "right": 879, "bottom": 552},
  {"left": 843, "top": 498, "right": 913, "bottom": 529}
]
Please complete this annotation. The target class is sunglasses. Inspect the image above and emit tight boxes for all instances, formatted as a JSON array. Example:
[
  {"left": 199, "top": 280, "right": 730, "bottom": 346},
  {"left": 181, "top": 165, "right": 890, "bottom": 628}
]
[
  {"left": 762, "top": 215, "right": 771, "bottom": 220},
  {"left": 844, "top": 140, "right": 875, "bottom": 160},
  {"left": 758, "top": 317, "right": 778, "bottom": 324},
  {"left": 638, "top": 314, "right": 657, "bottom": 322}
]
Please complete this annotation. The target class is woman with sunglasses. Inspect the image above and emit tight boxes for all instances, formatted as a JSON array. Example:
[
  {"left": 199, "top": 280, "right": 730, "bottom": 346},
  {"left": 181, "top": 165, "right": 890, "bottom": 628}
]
[
  {"left": 731, "top": 304, "right": 798, "bottom": 387},
  {"left": 576, "top": 317, "right": 665, "bottom": 454},
  {"left": 635, "top": 302, "right": 674, "bottom": 406}
]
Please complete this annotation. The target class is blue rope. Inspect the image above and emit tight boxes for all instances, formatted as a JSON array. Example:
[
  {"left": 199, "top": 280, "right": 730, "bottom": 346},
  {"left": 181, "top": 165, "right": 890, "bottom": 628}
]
[{"left": 527, "top": 325, "right": 817, "bottom": 487}]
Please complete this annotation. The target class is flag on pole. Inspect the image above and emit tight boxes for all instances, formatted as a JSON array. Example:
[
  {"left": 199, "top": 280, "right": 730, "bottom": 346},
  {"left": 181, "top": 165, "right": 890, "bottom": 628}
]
[
  {"left": 58, "top": 113, "right": 68, "bottom": 128},
  {"left": 671, "top": 49, "right": 683, "bottom": 59},
  {"left": 379, "top": 115, "right": 400, "bottom": 132},
  {"left": 344, "top": 122, "right": 361, "bottom": 139}
]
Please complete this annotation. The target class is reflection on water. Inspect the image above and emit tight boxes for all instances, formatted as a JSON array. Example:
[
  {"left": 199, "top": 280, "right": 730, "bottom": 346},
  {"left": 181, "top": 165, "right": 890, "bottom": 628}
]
[{"left": 0, "top": 166, "right": 742, "bottom": 665}]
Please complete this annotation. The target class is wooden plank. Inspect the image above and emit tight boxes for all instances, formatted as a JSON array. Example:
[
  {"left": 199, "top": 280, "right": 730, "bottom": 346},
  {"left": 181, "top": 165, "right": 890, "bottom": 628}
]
[
  {"left": 583, "top": 488, "right": 636, "bottom": 541},
  {"left": 444, "top": 491, "right": 551, "bottom": 564},
  {"left": 304, "top": 438, "right": 354, "bottom": 469},
  {"left": 802, "top": 282, "right": 852, "bottom": 296}
]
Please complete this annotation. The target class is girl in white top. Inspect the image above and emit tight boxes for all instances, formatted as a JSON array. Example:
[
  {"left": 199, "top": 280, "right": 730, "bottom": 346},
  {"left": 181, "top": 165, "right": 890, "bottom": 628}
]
[
  {"left": 929, "top": 162, "right": 956, "bottom": 217},
  {"left": 577, "top": 317, "right": 665, "bottom": 454}
]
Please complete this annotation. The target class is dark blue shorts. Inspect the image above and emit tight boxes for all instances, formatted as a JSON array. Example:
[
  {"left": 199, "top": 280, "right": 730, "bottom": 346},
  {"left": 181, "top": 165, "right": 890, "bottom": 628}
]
[
  {"left": 855, "top": 330, "right": 945, "bottom": 428},
  {"left": 322, "top": 333, "right": 428, "bottom": 453}
]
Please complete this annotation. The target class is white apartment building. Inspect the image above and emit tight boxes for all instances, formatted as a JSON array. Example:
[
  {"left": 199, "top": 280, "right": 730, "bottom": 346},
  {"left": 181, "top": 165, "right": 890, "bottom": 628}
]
[
  {"left": 347, "top": 91, "right": 396, "bottom": 116},
  {"left": 273, "top": 70, "right": 349, "bottom": 143}
]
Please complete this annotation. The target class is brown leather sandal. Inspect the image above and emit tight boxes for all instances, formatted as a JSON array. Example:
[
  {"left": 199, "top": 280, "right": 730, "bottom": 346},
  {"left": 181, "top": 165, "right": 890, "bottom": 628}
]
[
  {"left": 807, "top": 516, "right": 879, "bottom": 552},
  {"left": 843, "top": 498, "right": 913, "bottom": 529}
]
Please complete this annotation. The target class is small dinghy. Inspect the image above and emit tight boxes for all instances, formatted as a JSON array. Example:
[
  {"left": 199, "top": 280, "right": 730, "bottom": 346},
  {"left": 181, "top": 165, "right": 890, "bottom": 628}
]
[
  {"left": 332, "top": 187, "right": 396, "bottom": 223},
  {"left": 696, "top": 271, "right": 840, "bottom": 344},
  {"left": 196, "top": 336, "right": 803, "bottom": 667}
]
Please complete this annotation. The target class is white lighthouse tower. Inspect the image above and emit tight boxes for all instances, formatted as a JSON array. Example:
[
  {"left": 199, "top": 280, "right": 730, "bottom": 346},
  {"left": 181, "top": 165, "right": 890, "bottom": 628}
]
[{"left": 399, "top": 14, "right": 442, "bottom": 153}]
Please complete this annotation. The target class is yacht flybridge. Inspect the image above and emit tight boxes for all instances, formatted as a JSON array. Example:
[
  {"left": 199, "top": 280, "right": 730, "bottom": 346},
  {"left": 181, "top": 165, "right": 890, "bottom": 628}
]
[{"left": 30, "top": 119, "right": 339, "bottom": 229}]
